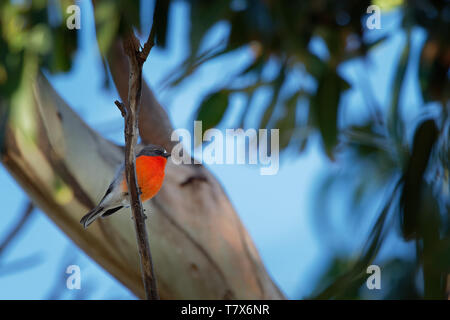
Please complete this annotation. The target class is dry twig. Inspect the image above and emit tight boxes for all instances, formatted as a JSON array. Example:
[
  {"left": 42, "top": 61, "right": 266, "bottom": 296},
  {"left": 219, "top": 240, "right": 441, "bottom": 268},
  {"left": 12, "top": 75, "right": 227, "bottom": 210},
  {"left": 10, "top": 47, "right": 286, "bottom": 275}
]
[{"left": 115, "top": 26, "right": 159, "bottom": 300}]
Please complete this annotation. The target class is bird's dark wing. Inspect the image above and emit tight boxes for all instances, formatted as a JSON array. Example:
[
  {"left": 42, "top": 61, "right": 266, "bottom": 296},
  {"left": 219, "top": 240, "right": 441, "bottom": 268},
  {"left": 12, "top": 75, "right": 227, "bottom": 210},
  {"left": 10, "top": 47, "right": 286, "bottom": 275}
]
[{"left": 101, "top": 206, "right": 123, "bottom": 217}]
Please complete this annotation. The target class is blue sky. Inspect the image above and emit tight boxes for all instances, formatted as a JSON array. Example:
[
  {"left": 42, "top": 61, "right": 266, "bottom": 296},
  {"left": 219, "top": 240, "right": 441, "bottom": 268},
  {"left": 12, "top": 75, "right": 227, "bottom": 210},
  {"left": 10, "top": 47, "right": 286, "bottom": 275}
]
[{"left": 0, "top": 1, "right": 424, "bottom": 299}]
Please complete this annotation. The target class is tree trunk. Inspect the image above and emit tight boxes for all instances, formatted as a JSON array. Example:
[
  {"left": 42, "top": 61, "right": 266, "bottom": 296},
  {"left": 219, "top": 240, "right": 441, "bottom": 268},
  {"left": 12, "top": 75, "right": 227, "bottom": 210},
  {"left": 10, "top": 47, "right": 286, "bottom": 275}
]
[{"left": 0, "top": 71, "right": 284, "bottom": 299}]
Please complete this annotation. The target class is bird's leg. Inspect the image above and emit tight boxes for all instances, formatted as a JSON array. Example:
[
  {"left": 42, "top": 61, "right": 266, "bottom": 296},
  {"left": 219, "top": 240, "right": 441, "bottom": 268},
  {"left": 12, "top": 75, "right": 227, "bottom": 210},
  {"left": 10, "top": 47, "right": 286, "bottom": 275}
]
[
  {"left": 142, "top": 208, "right": 148, "bottom": 220},
  {"left": 138, "top": 188, "right": 147, "bottom": 219}
]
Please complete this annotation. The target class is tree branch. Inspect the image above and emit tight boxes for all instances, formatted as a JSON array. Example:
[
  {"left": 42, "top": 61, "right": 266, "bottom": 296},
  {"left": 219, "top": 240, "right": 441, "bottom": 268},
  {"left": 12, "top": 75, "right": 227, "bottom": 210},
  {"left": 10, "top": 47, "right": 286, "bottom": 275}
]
[
  {"left": 0, "top": 201, "right": 34, "bottom": 258},
  {"left": 114, "top": 100, "right": 127, "bottom": 118},
  {"left": 116, "top": 28, "right": 159, "bottom": 300}
]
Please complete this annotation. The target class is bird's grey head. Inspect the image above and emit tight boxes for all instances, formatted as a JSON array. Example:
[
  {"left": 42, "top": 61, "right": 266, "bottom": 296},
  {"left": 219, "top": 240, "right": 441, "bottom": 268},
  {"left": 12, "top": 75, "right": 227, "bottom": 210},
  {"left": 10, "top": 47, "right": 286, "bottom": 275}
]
[{"left": 137, "top": 144, "right": 171, "bottom": 158}]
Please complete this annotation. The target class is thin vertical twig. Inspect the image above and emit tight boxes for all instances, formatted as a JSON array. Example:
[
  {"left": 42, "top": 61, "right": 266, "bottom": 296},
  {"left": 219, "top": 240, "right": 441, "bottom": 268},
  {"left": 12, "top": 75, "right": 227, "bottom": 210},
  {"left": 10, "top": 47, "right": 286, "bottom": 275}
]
[{"left": 114, "top": 25, "right": 159, "bottom": 300}]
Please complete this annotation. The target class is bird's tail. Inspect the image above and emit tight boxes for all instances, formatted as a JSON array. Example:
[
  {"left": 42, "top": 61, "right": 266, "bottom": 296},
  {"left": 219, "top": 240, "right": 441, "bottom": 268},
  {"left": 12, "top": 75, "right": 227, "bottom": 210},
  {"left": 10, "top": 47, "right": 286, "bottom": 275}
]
[{"left": 80, "top": 206, "right": 104, "bottom": 229}]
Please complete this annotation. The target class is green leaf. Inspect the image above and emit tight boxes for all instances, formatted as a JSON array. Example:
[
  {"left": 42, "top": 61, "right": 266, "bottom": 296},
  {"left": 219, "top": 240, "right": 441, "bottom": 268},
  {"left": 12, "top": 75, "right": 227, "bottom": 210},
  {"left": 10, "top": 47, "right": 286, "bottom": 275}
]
[
  {"left": 0, "top": 103, "right": 11, "bottom": 156},
  {"left": 420, "top": 183, "right": 444, "bottom": 298},
  {"left": 196, "top": 90, "right": 230, "bottom": 131},
  {"left": 189, "top": 0, "right": 229, "bottom": 56},
  {"left": 418, "top": 37, "right": 449, "bottom": 104},
  {"left": 311, "top": 67, "right": 350, "bottom": 159},
  {"left": 0, "top": 45, "right": 24, "bottom": 96},
  {"left": 27, "top": 24, "right": 52, "bottom": 55},
  {"left": 302, "top": 52, "right": 326, "bottom": 79},
  {"left": 274, "top": 91, "right": 301, "bottom": 150},
  {"left": 94, "top": 0, "right": 120, "bottom": 56},
  {"left": 400, "top": 119, "right": 439, "bottom": 240},
  {"left": 46, "top": 25, "right": 78, "bottom": 73},
  {"left": 259, "top": 64, "right": 287, "bottom": 129},
  {"left": 153, "top": 0, "right": 171, "bottom": 48},
  {"left": 120, "top": 0, "right": 140, "bottom": 33}
]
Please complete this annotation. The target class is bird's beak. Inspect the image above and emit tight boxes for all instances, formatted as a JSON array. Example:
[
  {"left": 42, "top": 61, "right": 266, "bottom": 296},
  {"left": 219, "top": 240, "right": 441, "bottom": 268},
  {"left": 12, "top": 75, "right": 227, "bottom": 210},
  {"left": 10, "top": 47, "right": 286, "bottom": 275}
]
[{"left": 164, "top": 152, "right": 171, "bottom": 158}]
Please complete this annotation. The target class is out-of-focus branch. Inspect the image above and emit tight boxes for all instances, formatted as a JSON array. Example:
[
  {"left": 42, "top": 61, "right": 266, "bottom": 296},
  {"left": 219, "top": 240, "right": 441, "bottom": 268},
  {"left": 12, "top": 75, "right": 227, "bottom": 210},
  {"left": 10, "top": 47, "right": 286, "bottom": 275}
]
[
  {"left": 0, "top": 253, "right": 43, "bottom": 277},
  {"left": 46, "top": 246, "right": 78, "bottom": 299},
  {"left": 115, "top": 27, "right": 159, "bottom": 300},
  {"left": 0, "top": 201, "right": 34, "bottom": 258}
]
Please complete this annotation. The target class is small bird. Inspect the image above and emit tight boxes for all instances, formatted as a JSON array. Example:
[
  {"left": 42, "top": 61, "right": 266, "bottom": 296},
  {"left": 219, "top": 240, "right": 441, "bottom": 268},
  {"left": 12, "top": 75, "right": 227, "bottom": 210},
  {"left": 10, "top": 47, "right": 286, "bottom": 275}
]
[{"left": 80, "top": 144, "right": 170, "bottom": 229}]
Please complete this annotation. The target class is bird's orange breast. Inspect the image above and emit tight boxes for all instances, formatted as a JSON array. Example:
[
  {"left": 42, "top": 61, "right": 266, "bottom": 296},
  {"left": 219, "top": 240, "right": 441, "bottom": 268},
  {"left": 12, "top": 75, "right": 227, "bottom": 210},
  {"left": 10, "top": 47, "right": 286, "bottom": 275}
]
[{"left": 121, "top": 155, "right": 167, "bottom": 201}]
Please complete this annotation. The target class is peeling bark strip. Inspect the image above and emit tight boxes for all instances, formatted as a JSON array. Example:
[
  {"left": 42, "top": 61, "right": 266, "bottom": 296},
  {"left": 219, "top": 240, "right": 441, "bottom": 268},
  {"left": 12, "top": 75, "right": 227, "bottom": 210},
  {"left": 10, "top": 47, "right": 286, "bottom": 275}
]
[{"left": 117, "top": 29, "right": 159, "bottom": 300}]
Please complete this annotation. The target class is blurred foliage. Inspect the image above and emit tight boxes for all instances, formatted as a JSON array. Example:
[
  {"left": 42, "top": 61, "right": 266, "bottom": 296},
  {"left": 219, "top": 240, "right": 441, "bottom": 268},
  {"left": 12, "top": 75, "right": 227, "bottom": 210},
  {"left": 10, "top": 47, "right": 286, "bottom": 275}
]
[
  {"left": 0, "top": 0, "right": 449, "bottom": 299},
  {"left": 0, "top": 0, "right": 77, "bottom": 96}
]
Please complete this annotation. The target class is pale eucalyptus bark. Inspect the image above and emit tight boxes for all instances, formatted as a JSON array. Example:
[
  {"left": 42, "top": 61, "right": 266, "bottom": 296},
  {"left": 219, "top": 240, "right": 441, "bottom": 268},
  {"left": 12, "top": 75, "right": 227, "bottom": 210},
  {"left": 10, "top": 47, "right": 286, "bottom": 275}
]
[{"left": 118, "top": 30, "right": 159, "bottom": 300}]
